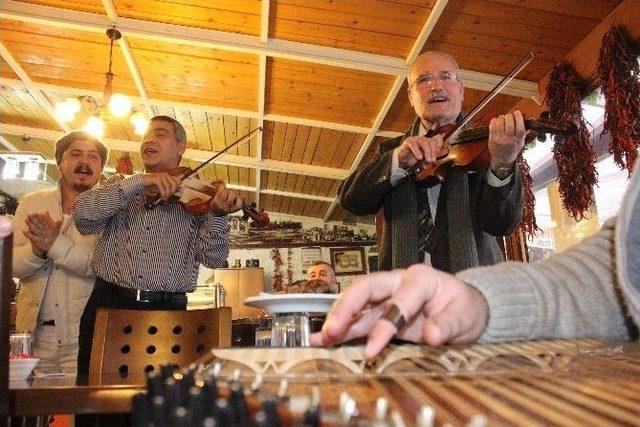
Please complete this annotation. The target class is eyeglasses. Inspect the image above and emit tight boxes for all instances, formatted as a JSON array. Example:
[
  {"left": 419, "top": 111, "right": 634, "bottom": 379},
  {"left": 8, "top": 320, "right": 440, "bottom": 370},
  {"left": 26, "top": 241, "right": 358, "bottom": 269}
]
[{"left": 409, "top": 71, "right": 459, "bottom": 89}]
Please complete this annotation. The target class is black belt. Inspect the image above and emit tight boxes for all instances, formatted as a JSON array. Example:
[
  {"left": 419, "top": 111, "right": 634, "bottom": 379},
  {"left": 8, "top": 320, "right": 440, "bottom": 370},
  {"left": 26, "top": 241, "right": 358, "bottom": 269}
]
[{"left": 96, "top": 278, "right": 186, "bottom": 304}]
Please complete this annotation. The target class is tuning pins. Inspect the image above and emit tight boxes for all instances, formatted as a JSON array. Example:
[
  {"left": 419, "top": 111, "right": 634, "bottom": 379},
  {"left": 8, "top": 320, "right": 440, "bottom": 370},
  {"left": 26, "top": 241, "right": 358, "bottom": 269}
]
[
  {"left": 416, "top": 405, "right": 436, "bottom": 427},
  {"left": 302, "top": 386, "right": 321, "bottom": 427},
  {"left": 339, "top": 391, "right": 358, "bottom": 422},
  {"left": 375, "top": 397, "right": 389, "bottom": 421},
  {"left": 467, "top": 414, "right": 488, "bottom": 427}
]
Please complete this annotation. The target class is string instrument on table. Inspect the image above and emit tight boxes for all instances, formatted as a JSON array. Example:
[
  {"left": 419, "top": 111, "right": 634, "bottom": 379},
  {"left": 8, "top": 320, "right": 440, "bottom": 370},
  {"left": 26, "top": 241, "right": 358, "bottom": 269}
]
[
  {"left": 144, "top": 127, "right": 270, "bottom": 228},
  {"left": 405, "top": 52, "right": 578, "bottom": 186},
  {"left": 131, "top": 340, "right": 639, "bottom": 426}
]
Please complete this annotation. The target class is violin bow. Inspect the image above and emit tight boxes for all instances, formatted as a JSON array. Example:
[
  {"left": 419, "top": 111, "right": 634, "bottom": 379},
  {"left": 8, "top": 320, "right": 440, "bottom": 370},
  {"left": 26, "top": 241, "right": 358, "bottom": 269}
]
[
  {"left": 180, "top": 126, "right": 263, "bottom": 180},
  {"left": 444, "top": 51, "right": 534, "bottom": 141}
]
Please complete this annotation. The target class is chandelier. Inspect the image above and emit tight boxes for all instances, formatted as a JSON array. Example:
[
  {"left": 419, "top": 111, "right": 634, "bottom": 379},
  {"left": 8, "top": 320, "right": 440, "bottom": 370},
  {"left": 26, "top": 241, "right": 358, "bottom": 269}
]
[{"left": 54, "top": 27, "right": 148, "bottom": 138}]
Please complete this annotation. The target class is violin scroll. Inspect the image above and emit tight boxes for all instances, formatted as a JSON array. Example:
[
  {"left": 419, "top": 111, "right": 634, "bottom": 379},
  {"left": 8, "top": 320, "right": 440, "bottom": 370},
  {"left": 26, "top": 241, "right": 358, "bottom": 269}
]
[{"left": 525, "top": 111, "right": 578, "bottom": 145}]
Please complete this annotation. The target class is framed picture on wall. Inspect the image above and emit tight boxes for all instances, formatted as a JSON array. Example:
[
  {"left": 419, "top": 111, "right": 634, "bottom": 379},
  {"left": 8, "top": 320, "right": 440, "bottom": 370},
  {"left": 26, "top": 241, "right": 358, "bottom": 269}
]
[
  {"left": 300, "top": 246, "right": 322, "bottom": 274},
  {"left": 329, "top": 247, "right": 366, "bottom": 276}
]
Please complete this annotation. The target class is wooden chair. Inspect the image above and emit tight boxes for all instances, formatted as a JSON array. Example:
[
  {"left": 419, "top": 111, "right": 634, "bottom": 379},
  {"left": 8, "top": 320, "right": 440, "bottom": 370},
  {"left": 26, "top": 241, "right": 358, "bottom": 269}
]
[{"left": 89, "top": 307, "right": 231, "bottom": 383}]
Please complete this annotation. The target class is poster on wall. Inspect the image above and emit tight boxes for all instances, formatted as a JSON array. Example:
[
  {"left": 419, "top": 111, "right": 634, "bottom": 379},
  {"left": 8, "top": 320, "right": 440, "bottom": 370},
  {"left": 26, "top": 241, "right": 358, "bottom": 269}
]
[
  {"left": 300, "top": 246, "right": 322, "bottom": 274},
  {"left": 329, "top": 247, "right": 367, "bottom": 276}
]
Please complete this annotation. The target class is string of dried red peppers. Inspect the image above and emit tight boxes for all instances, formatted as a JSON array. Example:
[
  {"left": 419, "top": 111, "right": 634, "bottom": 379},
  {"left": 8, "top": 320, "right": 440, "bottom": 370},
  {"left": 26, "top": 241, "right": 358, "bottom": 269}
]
[
  {"left": 115, "top": 152, "right": 134, "bottom": 175},
  {"left": 516, "top": 154, "right": 539, "bottom": 237},
  {"left": 596, "top": 25, "right": 640, "bottom": 174},
  {"left": 544, "top": 61, "right": 597, "bottom": 221}
]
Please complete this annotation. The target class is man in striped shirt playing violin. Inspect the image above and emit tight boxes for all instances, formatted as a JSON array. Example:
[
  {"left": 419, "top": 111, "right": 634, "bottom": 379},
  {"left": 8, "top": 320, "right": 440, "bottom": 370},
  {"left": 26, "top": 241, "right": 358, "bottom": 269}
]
[{"left": 73, "top": 115, "right": 243, "bottom": 377}]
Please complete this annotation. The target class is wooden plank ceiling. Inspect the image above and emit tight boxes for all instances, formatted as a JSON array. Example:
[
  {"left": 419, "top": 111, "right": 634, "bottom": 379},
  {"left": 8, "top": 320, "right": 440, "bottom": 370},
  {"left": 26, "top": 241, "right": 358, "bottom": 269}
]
[{"left": 0, "top": 0, "right": 624, "bottom": 221}]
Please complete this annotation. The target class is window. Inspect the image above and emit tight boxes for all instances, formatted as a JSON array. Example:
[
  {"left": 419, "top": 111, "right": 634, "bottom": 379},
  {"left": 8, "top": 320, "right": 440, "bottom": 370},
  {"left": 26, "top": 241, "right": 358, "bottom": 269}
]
[{"left": 525, "top": 90, "right": 634, "bottom": 262}]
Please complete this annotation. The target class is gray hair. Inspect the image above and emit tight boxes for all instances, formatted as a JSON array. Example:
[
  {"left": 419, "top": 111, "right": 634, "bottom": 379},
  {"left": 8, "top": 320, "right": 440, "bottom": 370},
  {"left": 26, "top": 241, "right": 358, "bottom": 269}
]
[
  {"left": 55, "top": 130, "right": 108, "bottom": 165},
  {"left": 407, "top": 51, "right": 462, "bottom": 83},
  {"left": 150, "top": 115, "right": 187, "bottom": 144}
]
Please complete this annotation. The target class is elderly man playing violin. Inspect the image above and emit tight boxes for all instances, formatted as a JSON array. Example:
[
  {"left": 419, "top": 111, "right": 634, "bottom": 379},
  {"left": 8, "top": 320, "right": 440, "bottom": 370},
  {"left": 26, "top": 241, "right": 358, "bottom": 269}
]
[
  {"left": 339, "top": 51, "right": 524, "bottom": 273},
  {"left": 73, "top": 115, "right": 243, "bottom": 377}
]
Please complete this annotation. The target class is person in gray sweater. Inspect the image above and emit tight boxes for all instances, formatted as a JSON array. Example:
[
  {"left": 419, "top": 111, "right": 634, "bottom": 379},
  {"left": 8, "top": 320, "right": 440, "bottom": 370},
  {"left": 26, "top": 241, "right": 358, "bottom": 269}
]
[{"left": 312, "top": 165, "right": 639, "bottom": 359}]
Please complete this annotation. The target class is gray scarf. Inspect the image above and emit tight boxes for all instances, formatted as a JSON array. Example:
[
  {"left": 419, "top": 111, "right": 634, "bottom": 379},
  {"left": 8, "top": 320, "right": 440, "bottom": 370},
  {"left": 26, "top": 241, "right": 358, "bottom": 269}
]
[{"left": 390, "top": 118, "right": 479, "bottom": 272}]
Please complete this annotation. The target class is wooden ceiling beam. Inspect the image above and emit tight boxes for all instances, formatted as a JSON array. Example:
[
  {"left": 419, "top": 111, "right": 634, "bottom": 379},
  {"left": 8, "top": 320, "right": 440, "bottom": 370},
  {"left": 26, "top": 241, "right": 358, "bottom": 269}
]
[
  {"left": 0, "top": 0, "right": 538, "bottom": 98},
  {"left": 260, "top": 0, "right": 270, "bottom": 44},
  {"left": 261, "top": 189, "right": 334, "bottom": 203},
  {"left": 324, "top": 0, "right": 450, "bottom": 222},
  {"left": 254, "top": 0, "right": 271, "bottom": 209},
  {"left": 0, "top": 42, "right": 70, "bottom": 133},
  {"left": 0, "top": 134, "right": 19, "bottom": 152},
  {"left": 0, "top": 123, "right": 350, "bottom": 180}
]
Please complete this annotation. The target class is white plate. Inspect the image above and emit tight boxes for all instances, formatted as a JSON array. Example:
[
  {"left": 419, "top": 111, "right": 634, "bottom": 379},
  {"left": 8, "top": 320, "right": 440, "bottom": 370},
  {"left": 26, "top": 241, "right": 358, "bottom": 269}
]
[
  {"left": 244, "top": 293, "right": 338, "bottom": 314},
  {"left": 9, "top": 358, "right": 39, "bottom": 381}
]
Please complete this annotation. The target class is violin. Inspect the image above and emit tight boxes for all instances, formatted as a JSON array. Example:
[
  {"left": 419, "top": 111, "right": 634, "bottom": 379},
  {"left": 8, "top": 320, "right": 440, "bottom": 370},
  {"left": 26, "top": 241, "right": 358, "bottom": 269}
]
[
  {"left": 408, "top": 113, "right": 578, "bottom": 186},
  {"left": 142, "top": 127, "right": 269, "bottom": 227},
  {"left": 144, "top": 166, "right": 271, "bottom": 227}
]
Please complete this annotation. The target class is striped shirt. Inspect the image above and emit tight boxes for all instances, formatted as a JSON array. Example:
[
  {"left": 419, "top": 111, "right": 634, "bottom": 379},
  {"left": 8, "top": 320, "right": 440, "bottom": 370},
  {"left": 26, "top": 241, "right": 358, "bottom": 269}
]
[{"left": 73, "top": 174, "right": 229, "bottom": 292}]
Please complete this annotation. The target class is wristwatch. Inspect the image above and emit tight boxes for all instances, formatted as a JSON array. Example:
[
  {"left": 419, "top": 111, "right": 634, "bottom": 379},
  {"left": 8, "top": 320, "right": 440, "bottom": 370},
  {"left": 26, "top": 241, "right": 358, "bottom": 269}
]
[{"left": 490, "top": 164, "right": 514, "bottom": 180}]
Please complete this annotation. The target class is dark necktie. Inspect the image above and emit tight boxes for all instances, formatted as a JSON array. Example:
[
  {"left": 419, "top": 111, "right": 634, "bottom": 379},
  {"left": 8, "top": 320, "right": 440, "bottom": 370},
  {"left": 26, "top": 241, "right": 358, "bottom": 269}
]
[
  {"left": 416, "top": 128, "right": 438, "bottom": 261},
  {"left": 416, "top": 185, "right": 435, "bottom": 260}
]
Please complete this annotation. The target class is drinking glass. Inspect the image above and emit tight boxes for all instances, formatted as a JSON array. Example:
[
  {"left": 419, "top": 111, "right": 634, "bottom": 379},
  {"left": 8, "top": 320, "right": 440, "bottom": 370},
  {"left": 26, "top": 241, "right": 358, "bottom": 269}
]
[
  {"left": 9, "top": 332, "right": 32, "bottom": 359},
  {"left": 270, "top": 313, "right": 311, "bottom": 347}
]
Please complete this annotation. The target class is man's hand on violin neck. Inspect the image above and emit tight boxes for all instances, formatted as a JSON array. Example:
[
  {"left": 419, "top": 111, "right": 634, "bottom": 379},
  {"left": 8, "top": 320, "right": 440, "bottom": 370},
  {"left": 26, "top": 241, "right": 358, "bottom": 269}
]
[
  {"left": 141, "top": 173, "right": 182, "bottom": 200},
  {"left": 397, "top": 134, "right": 446, "bottom": 169},
  {"left": 488, "top": 110, "right": 526, "bottom": 170},
  {"left": 209, "top": 185, "right": 243, "bottom": 216}
]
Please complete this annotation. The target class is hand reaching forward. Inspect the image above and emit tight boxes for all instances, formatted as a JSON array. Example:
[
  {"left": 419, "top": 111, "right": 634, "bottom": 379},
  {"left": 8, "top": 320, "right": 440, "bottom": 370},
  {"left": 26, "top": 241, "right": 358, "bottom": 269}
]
[{"left": 310, "top": 264, "right": 490, "bottom": 359}]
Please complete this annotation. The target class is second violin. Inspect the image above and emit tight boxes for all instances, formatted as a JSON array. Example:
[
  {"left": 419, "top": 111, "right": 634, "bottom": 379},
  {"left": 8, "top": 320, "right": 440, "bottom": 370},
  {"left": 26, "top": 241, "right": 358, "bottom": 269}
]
[{"left": 145, "top": 166, "right": 270, "bottom": 227}]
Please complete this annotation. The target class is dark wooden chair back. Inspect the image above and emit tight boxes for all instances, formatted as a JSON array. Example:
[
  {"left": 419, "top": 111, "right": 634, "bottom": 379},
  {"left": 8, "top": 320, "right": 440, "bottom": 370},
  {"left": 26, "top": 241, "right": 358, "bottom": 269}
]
[
  {"left": 89, "top": 307, "right": 231, "bottom": 383},
  {"left": 0, "top": 231, "right": 13, "bottom": 422},
  {"left": 0, "top": 229, "right": 15, "bottom": 426}
]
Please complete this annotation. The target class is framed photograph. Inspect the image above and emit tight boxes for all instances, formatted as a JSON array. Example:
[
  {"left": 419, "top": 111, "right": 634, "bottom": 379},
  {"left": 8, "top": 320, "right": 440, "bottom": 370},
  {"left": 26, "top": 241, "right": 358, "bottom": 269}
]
[
  {"left": 300, "top": 246, "right": 322, "bottom": 274},
  {"left": 329, "top": 247, "right": 366, "bottom": 276}
]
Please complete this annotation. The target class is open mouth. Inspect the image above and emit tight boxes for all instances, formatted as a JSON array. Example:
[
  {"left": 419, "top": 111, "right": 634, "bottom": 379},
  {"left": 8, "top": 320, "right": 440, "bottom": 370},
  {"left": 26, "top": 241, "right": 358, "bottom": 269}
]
[
  {"left": 142, "top": 146, "right": 158, "bottom": 155},
  {"left": 428, "top": 95, "right": 449, "bottom": 104},
  {"left": 74, "top": 166, "right": 93, "bottom": 176}
]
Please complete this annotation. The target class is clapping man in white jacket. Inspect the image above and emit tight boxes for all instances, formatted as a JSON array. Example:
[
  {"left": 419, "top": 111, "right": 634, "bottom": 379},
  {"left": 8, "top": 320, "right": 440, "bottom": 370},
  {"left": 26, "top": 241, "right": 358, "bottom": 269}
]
[{"left": 12, "top": 131, "right": 107, "bottom": 373}]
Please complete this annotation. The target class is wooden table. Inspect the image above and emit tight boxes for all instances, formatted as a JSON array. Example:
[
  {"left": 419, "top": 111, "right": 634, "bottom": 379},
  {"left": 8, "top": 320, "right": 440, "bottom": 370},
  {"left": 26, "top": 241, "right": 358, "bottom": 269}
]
[{"left": 9, "top": 375, "right": 145, "bottom": 416}]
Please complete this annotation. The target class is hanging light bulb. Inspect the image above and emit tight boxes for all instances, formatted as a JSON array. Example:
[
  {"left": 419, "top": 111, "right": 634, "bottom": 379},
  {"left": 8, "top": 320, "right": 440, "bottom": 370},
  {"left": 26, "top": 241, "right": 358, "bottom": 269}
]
[
  {"left": 109, "top": 93, "right": 132, "bottom": 117},
  {"left": 84, "top": 116, "right": 105, "bottom": 138},
  {"left": 55, "top": 97, "right": 82, "bottom": 122},
  {"left": 55, "top": 102, "right": 76, "bottom": 122},
  {"left": 66, "top": 97, "right": 82, "bottom": 114},
  {"left": 130, "top": 111, "right": 149, "bottom": 136}
]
